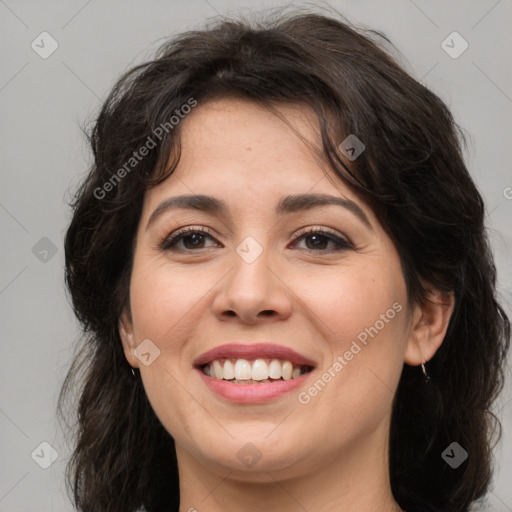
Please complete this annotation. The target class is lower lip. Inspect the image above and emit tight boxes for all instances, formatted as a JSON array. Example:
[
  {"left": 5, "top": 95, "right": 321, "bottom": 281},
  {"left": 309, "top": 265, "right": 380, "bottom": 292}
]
[{"left": 197, "top": 369, "right": 313, "bottom": 403}]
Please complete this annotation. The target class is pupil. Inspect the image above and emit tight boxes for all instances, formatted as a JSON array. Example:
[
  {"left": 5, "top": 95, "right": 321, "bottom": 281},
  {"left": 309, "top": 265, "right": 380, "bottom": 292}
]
[
  {"left": 185, "top": 234, "right": 204, "bottom": 249},
  {"left": 307, "top": 234, "right": 327, "bottom": 249}
]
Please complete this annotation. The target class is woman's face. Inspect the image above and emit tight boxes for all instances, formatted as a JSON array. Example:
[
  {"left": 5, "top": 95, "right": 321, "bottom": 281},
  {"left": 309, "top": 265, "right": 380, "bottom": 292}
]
[{"left": 120, "top": 97, "right": 421, "bottom": 480}]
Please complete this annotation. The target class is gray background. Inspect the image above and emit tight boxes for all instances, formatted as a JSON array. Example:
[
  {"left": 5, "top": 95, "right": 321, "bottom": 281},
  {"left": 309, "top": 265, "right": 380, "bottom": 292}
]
[{"left": 1, "top": 0, "right": 511, "bottom": 510}]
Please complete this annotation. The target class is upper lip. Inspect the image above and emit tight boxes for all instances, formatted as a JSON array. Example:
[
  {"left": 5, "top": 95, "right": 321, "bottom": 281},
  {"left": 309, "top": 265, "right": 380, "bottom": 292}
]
[{"left": 193, "top": 343, "right": 317, "bottom": 368}]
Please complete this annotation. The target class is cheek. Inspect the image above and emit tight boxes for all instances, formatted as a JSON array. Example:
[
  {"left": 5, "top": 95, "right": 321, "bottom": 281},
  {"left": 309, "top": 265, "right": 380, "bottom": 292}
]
[
  {"left": 129, "top": 255, "right": 207, "bottom": 342},
  {"left": 297, "top": 262, "right": 406, "bottom": 352},
  {"left": 127, "top": 258, "right": 211, "bottom": 437},
  {"left": 294, "top": 260, "right": 407, "bottom": 416}
]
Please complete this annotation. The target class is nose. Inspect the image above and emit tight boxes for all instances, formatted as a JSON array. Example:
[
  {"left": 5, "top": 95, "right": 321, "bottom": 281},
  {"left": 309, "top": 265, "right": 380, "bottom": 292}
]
[{"left": 211, "top": 242, "right": 293, "bottom": 325}]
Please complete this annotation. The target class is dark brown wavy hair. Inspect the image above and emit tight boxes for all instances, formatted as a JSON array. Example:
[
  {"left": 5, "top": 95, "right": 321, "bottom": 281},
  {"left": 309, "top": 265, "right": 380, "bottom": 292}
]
[{"left": 59, "top": 6, "right": 511, "bottom": 512}]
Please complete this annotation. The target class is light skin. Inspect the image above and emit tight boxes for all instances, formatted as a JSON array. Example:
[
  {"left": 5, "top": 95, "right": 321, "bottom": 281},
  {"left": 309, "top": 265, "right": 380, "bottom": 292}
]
[{"left": 119, "top": 98, "right": 454, "bottom": 512}]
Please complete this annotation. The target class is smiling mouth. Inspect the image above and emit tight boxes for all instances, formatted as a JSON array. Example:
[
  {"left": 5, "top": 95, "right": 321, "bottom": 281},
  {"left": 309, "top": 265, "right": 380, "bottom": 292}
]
[{"left": 201, "top": 357, "right": 314, "bottom": 384}]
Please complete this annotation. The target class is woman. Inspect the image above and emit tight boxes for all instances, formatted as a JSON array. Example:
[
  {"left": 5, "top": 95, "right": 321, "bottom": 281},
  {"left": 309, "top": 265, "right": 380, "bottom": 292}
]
[{"left": 59, "top": 7, "right": 511, "bottom": 512}]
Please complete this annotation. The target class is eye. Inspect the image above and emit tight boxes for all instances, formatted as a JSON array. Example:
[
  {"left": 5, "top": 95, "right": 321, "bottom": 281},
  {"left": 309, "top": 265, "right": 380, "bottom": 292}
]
[
  {"left": 160, "top": 227, "right": 220, "bottom": 251},
  {"left": 160, "top": 226, "right": 352, "bottom": 253},
  {"left": 290, "top": 227, "right": 352, "bottom": 252}
]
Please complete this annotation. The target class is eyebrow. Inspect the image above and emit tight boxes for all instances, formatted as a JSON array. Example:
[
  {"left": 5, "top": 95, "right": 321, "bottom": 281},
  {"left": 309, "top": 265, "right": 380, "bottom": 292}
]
[{"left": 146, "top": 193, "right": 373, "bottom": 231}]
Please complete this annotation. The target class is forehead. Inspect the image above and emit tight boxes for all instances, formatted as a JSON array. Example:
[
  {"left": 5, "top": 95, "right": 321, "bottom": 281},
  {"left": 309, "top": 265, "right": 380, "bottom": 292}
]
[
  {"left": 178, "top": 97, "right": 324, "bottom": 180},
  {"left": 141, "top": 97, "right": 375, "bottom": 224}
]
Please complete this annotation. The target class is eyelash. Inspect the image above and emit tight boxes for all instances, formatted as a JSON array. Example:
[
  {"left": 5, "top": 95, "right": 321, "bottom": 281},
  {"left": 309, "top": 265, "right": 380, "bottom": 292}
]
[{"left": 159, "top": 226, "right": 352, "bottom": 253}]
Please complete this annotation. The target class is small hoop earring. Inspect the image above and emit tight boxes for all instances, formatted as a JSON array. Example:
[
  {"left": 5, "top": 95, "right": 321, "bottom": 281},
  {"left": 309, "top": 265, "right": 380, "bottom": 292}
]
[
  {"left": 421, "top": 361, "right": 431, "bottom": 382},
  {"left": 131, "top": 367, "right": 136, "bottom": 377}
]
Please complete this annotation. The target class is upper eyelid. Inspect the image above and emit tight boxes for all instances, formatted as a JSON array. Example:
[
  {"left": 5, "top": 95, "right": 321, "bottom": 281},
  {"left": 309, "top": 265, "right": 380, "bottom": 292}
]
[
  {"left": 167, "top": 226, "right": 344, "bottom": 240},
  {"left": 162, "top": 226, "right": 351, "bottom": 249}
]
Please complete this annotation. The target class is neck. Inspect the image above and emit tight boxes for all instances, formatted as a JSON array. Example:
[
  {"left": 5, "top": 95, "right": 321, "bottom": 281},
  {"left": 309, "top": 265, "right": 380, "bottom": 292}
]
[{"left": 176, "top": 418, "right": 400, "bottom": 512}]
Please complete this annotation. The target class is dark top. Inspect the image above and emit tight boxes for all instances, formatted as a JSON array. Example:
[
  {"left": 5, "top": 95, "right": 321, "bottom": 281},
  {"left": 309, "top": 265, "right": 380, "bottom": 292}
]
[{"left": 149, "top": 503, "right": 455, "bottom": 512}]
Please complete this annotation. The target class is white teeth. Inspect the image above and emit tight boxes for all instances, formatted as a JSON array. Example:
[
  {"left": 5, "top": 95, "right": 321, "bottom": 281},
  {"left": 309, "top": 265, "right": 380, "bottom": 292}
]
[
  {"left": 234, "top": 359, "right": 252, "bottom": 380},
  {"left": 213, "top": 360, "right": 223, "bottom": 379},
  {"left": 282, "top": 361, "right": 293, "bottom": 381},
  {"left": 203, "top": 358, "right": 310, "bottom": 382},
  {"left": 251, "top": 359, "right": 269, "bottom": 381},
  {"left": 223, "top": 359, "right": 235, "bottom": 380},
  {"left": 268, "top": 359, "right": 282, "bottom": 379}
]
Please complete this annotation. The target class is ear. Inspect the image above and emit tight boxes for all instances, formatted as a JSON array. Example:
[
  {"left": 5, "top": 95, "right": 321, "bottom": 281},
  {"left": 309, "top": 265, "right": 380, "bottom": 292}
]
[
  {"left": 119, "top": 307, "right": 139, "bottom": 369},
  {"left": 405, "top": 288, "right": 455, "bottom": 366}
]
